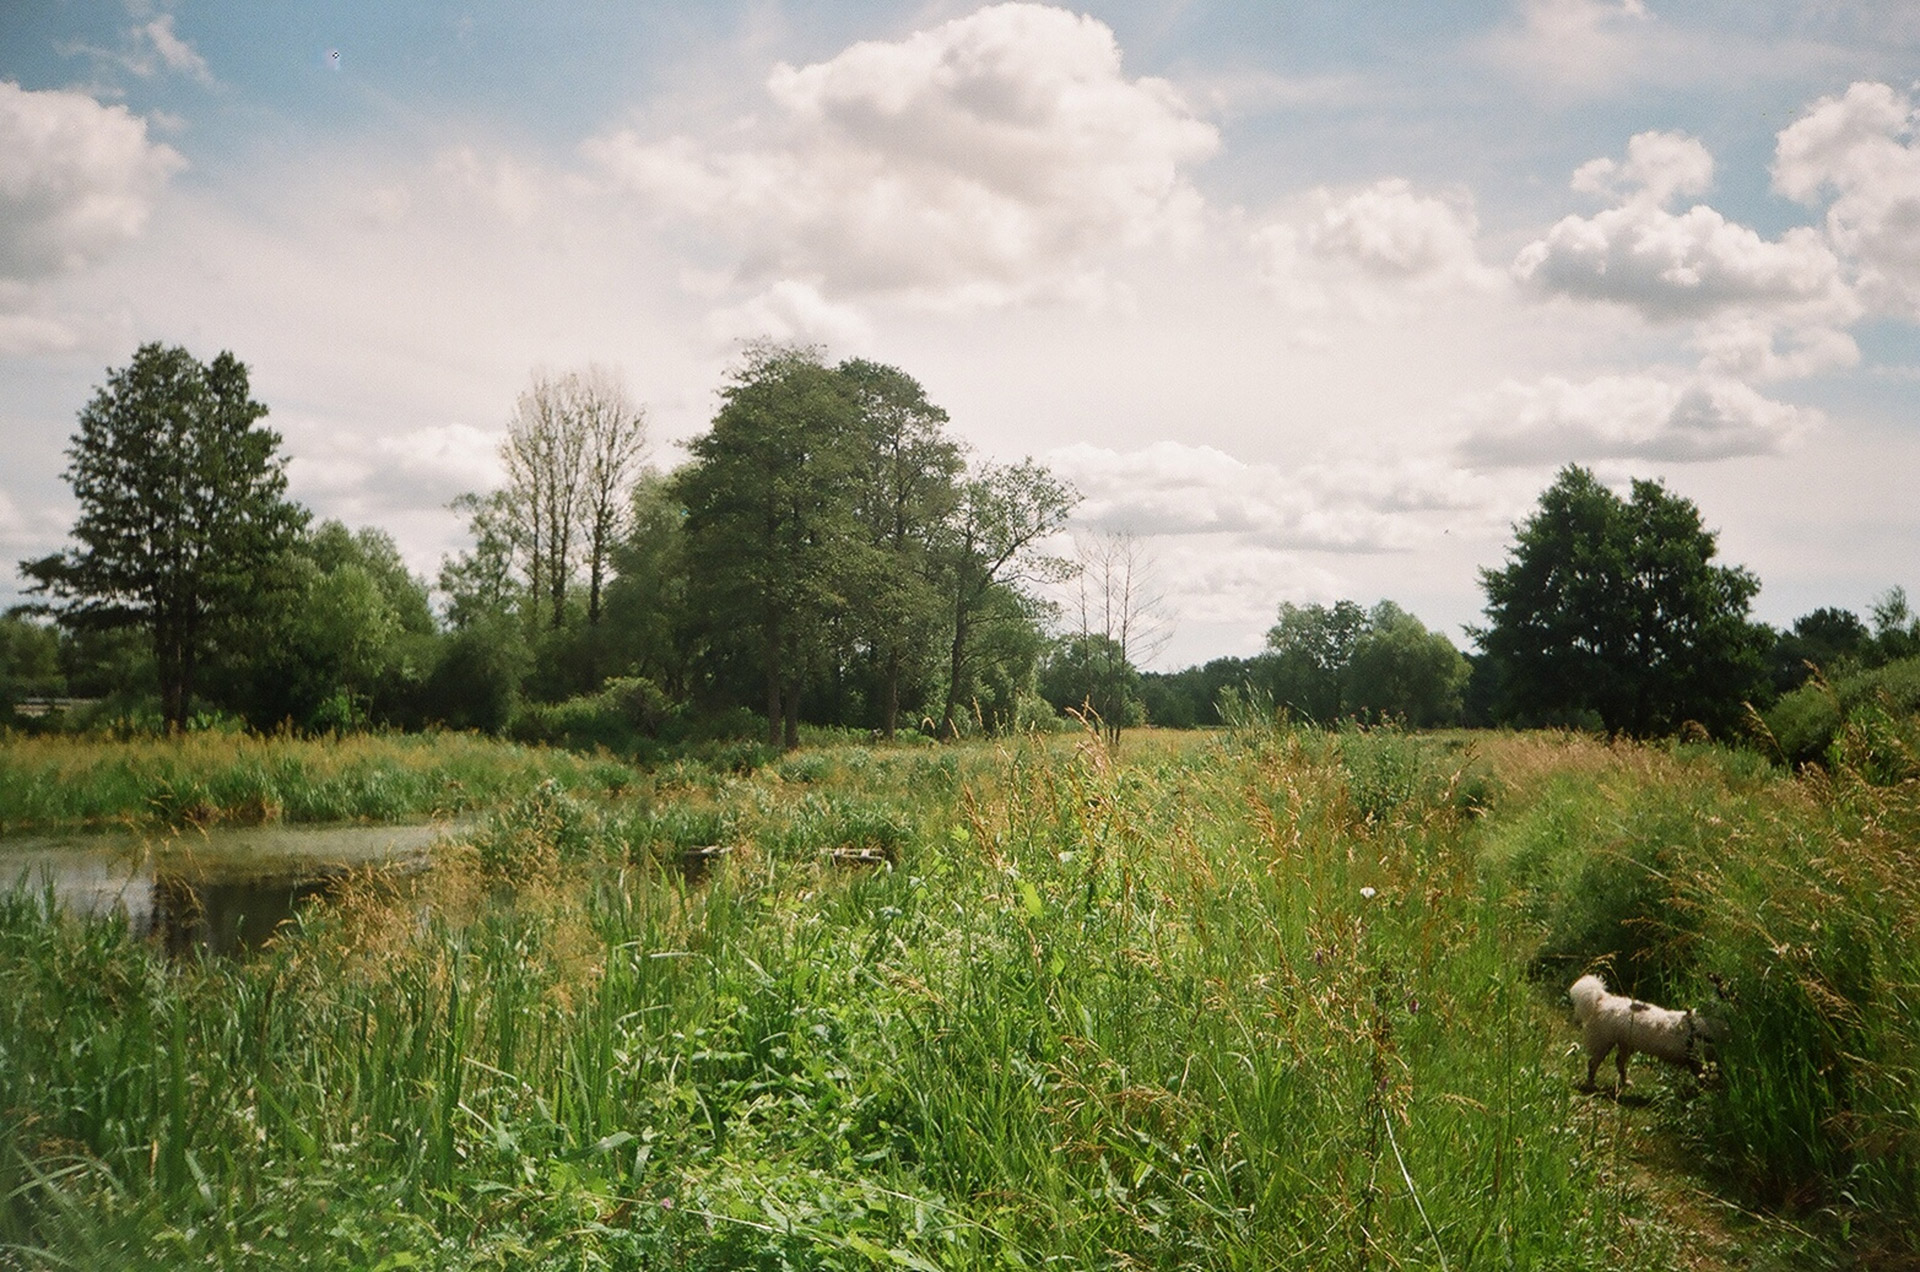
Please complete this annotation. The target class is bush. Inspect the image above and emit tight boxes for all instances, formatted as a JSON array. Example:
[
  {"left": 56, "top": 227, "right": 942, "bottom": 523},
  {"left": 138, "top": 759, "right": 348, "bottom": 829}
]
[{"left": 1764, "top": 656, "right": 1920, "bottom": 773}]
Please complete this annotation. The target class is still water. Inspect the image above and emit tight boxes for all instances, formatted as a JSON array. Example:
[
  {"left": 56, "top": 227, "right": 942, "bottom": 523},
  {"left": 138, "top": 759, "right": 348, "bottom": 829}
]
[{"left": 0, "top": 822, "right": 462, "bottom": 955}]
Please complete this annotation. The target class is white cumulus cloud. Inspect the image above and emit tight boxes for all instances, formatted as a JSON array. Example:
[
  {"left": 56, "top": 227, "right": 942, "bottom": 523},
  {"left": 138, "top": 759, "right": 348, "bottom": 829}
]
[
  {"left": 1515, "top": 132, "right": 1847, "bottom": 321},
  {"left": 1569, "top": 130, "right": 1713, "bottom": 205},
  {"left": 0, "top": 81, "right": 184, "bottom": 283},
  {"left": 582, "top": 3, "right": 1218, "bottom": 307},
  {"left": 1307, "top": 179, "right": 1489, "bottom": 284},
  {"left": 1455, "top": 374, "right": 1815, "bottom": 467},
  {"left": 1773, "top": 81, "right": 1920, "bottom": 319}
]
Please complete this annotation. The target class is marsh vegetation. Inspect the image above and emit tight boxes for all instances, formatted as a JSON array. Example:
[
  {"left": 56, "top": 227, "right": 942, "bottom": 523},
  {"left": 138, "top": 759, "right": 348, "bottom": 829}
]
[{"left": 3, "top": 721, "right": 1916, "bottom": 1269}]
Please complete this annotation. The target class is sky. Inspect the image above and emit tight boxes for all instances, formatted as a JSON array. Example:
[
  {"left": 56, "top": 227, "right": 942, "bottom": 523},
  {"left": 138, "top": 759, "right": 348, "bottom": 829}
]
[{"left": 2, "top": 0, "right": 1917, "bottom": 669}]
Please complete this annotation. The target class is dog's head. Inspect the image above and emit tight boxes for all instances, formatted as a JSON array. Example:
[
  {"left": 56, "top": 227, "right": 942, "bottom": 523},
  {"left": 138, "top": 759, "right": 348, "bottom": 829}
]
[{"left": 1568, "top": 973, "right": 1609, "bottom": 1022}]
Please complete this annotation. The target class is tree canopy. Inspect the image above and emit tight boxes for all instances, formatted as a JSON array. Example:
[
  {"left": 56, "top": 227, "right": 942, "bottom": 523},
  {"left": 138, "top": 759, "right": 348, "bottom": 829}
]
[{"left": 1473, "top": 465, "right": 1767, "bottom": 736}]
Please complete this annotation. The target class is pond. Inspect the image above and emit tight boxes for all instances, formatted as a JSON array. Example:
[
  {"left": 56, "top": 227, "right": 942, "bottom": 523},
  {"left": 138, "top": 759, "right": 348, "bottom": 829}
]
[{"left": 0, "top": 821, "right": 465, "bottom": 956}]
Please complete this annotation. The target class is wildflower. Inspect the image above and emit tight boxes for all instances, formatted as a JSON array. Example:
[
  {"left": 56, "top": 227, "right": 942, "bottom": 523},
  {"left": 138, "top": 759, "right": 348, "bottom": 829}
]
[{"left": 1360, "top": 886, "right": 1376, "bottom": 900}]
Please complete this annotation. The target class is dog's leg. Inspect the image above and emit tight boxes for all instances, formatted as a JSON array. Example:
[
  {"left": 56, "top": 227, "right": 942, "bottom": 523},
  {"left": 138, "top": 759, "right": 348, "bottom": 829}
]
[
  {"left": 1585, "top": 1037, "right": 1611, "bottom": 1090},
  {"left": 1615, "top": 1045, "right": 1632, "bottom": 1090}
]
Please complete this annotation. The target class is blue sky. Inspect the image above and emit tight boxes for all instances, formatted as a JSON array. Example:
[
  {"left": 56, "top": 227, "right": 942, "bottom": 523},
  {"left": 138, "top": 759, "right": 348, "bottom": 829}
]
[{"left": 3, "top": 0, "right": 1917, "bottom": 667}]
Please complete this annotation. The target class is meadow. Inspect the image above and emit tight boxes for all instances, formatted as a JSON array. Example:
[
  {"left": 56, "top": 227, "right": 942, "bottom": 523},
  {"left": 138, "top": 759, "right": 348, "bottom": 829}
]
[{"left": 1, "top": 721, "right": 1916, "bottom": 1269}]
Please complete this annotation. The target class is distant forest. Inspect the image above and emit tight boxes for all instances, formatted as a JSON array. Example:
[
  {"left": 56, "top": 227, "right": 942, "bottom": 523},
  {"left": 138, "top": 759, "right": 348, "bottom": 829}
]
[{"left": 6, "top": 341, "right": 1918, "bottom": 765}]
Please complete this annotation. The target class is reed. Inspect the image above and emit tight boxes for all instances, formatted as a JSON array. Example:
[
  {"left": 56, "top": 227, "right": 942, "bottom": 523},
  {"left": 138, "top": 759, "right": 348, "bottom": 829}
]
[
  {"left": 1, "top": 726, "right": 1912, "bottom": 1267},
  {"left": 0, "top": 731, "right": 635, "bottom": 832}
]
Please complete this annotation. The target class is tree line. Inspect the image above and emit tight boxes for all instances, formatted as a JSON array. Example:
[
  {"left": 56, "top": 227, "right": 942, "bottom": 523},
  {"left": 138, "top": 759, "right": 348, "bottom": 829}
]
[{"left": 7, "top": 342, "right": 1917, "bottom": 752}]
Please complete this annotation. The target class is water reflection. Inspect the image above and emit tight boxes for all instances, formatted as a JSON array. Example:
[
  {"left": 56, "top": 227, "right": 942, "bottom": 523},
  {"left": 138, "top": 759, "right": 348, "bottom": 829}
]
[{"left": 1, "top": 822, "right": 457, "bottom": 956}]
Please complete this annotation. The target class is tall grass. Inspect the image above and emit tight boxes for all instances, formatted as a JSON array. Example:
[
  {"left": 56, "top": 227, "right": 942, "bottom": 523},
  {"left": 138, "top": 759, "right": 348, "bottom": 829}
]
[
  {"left": 1479, "top": 729, "right": 1920, "bottom": 1249},
  {"left": 0, "top": 731, "right": 638, "bottom": 831},
  {"left": 5, "top": 726, "right": 1913, "bottom": 1266}
]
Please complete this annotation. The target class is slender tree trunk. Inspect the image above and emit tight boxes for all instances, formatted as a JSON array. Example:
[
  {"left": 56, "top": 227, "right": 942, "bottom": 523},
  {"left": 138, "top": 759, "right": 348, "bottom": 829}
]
[
  {"left": 783, "top": 682, "right": 800, "bottom": 751},
  {"left": 940, "top": 587, "right": 972, "bottom": 740},
  {"left": 587, "top": 523, "right": 607, "bottom": 626},
  {"left": 764, "top": 636, "right": 783, "bottom": 749},
  {"left": 882, "top": 648, "right": 901, "bottom": 740}
]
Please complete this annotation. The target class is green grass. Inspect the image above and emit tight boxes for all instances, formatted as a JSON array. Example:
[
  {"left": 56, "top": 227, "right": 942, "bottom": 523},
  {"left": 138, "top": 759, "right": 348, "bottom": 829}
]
[
  {"left": 0, "top": 731, "right": 639, "bottom": 832},
  {"left": 0, "top": 725, "right": 1915, "bottom": 1267}
]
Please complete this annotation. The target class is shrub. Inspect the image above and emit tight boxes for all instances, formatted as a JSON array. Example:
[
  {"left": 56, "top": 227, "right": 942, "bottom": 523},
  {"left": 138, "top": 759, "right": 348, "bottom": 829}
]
[{"left": 1764, "top": 655, "right": 1920, "bottom": 773}]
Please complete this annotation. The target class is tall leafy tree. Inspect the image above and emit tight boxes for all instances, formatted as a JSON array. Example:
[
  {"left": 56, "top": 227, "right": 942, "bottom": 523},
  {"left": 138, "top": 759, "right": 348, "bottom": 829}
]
[
  {"left": 840, "top": 358, "right": 963, "bottom": 738},
  {"left": 1345, "top": 601, "right": 1470, "bottom": 727},
  {"left": 1265, "top": 600, "right": 1369, "bottom": 722},
  {"left": 935, "top": 460, "right": 1077, "bottom": 739},
  {"left": 673, "top": 343, "right": 866, "bottom": 749},
  {"left": 224, "top": 522, "right": 437, "bottom": 730},
  {"left": 1473, "top": 465, "right": 1767, "bottom": 735},
  {"left": 20, "top": 343, "right": 306, "bottom": 730},
  {"left": 601, "top": 471, "right": 693, "bottom": 697}
]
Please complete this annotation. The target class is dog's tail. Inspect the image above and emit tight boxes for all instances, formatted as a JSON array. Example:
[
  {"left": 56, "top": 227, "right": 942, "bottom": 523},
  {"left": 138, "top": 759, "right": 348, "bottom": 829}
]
[{"left": 1568, "top": 974, "right": 1609, "bottom": 1024}]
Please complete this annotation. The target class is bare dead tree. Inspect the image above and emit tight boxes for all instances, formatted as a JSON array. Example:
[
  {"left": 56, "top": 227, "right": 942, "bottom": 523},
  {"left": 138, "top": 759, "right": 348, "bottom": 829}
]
[
  {"left": 500, "top": 367, "right": 646, "bottom": 631},
  {"left": 573, "top": 365, "right": 648, "bottom": 626},
  {"left": 1067, "top": 529, "right": 1172, "bottom": 746}
]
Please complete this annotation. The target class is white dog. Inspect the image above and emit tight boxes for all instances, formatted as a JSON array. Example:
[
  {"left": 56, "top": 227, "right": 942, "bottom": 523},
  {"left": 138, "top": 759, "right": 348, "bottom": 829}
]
[{"left": 1569, "top": 973, "right": 1716, "bottom": 1090}]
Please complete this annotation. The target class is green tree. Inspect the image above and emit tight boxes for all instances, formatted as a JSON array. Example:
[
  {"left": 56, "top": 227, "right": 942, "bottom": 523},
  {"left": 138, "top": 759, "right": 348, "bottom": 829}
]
[
  {"left": 840, "top": 358, "right": 963, "bottom": 738},
  {"left": 673, "top": 343, "right": 866, "bottom": 749},
  {"left": 600, "top": 471, "right": 692, "bottom": 697},
  {"left": 0, "top": 614, "right": 64, "bottom": 711},
  {"left": 224, "top": 522, "right": 437, "bottom": 730},
  {"left": 1767, "top": 606, "right": 1871, "bottom": 695},
  {"left": 1140, "top": 655, "right": 1270, "bottom": 728},
  {"left": 1473, "top": 465, "right": 1767, "bottom": 736},
  {"left": 1039, "top": 631, "right": 1144, "bottom": 737},
  {"left": 1265, "top": 600, "right": 1368, "bottom": 722},
  {"left": 439, "top": 489, "right": 523, "bottom": 632},
  {"left": 934, "top": 460, "right": 1077, "bottom": 739},
  {"left": 20, "top": 343, "right": 307, "bottom": 730},
  {"left": 1345, "top": 601, "right": 1470, "bottom": 727},
  {"left": 1868, "top": 586, "right": 1920, "bottom": 665}
]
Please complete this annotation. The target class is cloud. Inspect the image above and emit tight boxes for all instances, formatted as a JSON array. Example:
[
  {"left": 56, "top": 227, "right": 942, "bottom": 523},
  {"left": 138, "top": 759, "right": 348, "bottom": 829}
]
[
  {"left": 56, "top": 12, "right": 215, "bottom": 87},
  {"left": 1482, "top": 0, "right": 1654, "bottom": 97},
  {"left": 1569, "top": 130, "right": 1713, "bottom": 205},
  {"left": 138, "top": 15, "right": 213, "bottom": 85},
  {"left": 0, "top": 81, "right": 184, "bottom": 284},
  {"left": 1515, "top": 132, "right": 1848, "bottom": 321},
  {"left": 286, "top": 421, "right": 506, "bottom": 516},
  {"left": 1048, "top": 440, "right": 1479, "bottom": 553},
  {"left": 0, "top": 307, "right": 79, "bottom": 356},
  {"left": 1251, "top": 180, "right": 1499, "bottom": 333},
  {"left": 1308, "top": 180, "right": 1487, "bottom": 284},
  {"left": 1688, "top": 313, "right": 1859, "bottom": 381},
  {"left": 1773, "top": 81, "right": 1920, "bottom": 319},
  {"left": 1455, "top": 374, "right": 1815, "bottom": 467},
  {"left": 433, "top": 146, "right": 545, "bottom": 228},
  {"left": 582, "top": 3, "right": 1218, "bottom": 306},
  {"left": 706, "top": 279, "right": 874, "bottom": 349}
]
